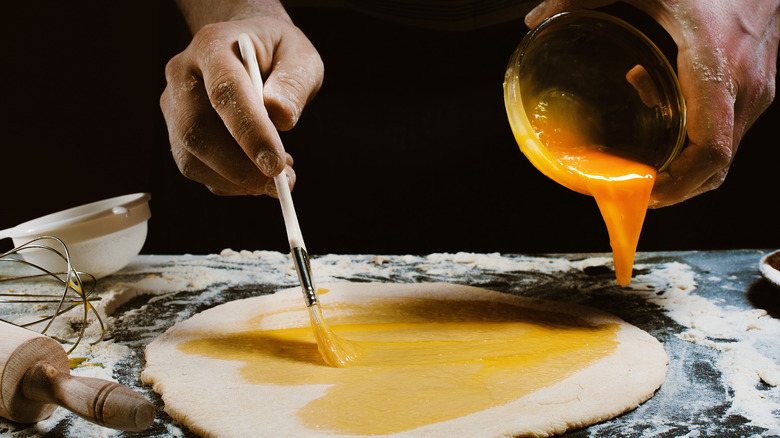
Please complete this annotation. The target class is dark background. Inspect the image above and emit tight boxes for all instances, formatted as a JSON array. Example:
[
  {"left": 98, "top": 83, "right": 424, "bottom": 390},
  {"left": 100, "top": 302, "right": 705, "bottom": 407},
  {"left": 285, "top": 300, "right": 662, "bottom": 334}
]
[{"left": 1, "top": 2, "right": 777, "bottom": 257}]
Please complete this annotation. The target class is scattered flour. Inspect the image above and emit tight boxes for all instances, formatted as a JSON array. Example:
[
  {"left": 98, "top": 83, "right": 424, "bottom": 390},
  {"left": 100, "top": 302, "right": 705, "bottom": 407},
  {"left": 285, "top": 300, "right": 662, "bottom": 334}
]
[
  {"left": 1, "top": 250, "right": 778, "bottom": 436},
  {"left": 631, "top": 262, "right": 780, "bottom": 433}
]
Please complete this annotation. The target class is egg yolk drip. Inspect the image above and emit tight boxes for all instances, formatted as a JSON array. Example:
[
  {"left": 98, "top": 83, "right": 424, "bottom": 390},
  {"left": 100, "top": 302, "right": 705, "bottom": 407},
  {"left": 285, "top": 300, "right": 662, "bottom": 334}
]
[
  {"left": 181, "top": 296, "right": 618, "bottom": 435},
  {"left": 524, "top": 97, "right": 655, "bottom": 286},
  {"left": 547, "top": 141, "right": 654, "bottom": 286}
]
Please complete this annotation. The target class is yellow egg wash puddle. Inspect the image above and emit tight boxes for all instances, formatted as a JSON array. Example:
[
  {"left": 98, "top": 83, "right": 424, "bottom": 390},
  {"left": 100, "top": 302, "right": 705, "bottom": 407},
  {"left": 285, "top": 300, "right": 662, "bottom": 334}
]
[
  {"left": 523, "top": 97, "right": 655, "bottom": 286},
  {"left": 181, "top": 296, "right": 618, "bottom": 435}
]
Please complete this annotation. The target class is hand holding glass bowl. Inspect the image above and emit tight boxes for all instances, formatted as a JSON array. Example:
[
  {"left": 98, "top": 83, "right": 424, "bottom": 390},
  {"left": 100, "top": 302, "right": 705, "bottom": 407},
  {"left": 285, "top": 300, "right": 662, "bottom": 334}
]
[
  {"left": 503, "top": 11, "right": 686, "bottom": 286},
  {"left": 504, "top": 10, "right": 686, "bottom": 195}
]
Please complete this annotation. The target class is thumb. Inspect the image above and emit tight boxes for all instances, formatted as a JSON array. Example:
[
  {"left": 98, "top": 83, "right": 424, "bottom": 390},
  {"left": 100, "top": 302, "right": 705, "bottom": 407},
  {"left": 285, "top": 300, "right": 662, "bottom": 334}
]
[{"left": 263, "top": 40, "right": 324, "bottom": 132}]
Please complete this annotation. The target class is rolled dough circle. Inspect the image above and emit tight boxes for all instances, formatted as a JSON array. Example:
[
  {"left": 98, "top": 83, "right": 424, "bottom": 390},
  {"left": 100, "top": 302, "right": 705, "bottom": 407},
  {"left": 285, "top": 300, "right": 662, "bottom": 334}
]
[{"left": 142, "top": 282, "right": 668, "bottom": 437}]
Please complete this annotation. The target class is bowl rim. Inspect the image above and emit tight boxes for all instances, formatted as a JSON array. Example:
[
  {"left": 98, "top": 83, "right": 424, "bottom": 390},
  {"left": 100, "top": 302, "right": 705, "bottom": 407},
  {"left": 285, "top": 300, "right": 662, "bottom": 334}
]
[
  {"left": 2, "top": 192, "right": 151, "bottom": 241},
  {"left": 759, "top": 249, "right": 780, "bottom": 289}
]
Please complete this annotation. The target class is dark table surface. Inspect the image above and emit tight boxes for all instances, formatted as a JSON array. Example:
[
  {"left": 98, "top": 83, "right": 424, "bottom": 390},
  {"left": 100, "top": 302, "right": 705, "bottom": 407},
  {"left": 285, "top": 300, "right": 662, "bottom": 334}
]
[{"left": 1, "top": 249, "right": 778, "bottom": 437}]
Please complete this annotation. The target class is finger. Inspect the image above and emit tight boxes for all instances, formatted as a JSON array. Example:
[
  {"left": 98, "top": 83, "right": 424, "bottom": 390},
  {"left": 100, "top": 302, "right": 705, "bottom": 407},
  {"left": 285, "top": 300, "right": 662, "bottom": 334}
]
[
  {"left": 525, "top": 0, "right": 618, "bottom": 28},
  {"left": 193, "top": 28, "right": 286, "bottom": 178},
  {"left": 263, "top": 165, "right": 297, "bottom": 199},
  {"left": 650, "top": 46, "right": 736, "bottom": 206},
  {"left": 732, "top": 27, "right": 779, "bottom": 141},
  {"left": 162, "top": 56, "right": 274, "bottom": 194},
  {"left": 650, "top": 166, "right": 728, "bottom": 209},
  {"left": 169, "top": 140, "right": 254, "bottom": 196},
  {"left": 649, "top": 142, "right": 731, "bottom": 208},
  {"left": 263, "top": 29, "right": 324, "bottom": 131}
]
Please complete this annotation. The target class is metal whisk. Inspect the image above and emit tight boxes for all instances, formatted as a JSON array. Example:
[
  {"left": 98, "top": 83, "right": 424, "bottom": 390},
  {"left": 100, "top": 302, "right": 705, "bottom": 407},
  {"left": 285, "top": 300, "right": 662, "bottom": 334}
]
[{"left": 0, "top": 236, "right": 104, "bottom": 353}]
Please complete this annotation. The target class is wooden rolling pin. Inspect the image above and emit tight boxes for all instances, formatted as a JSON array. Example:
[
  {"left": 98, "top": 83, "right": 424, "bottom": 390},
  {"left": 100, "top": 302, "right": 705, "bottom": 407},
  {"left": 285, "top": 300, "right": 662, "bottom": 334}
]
[{"left": 0, "top": 321, "right": 154, "bottom": 431}]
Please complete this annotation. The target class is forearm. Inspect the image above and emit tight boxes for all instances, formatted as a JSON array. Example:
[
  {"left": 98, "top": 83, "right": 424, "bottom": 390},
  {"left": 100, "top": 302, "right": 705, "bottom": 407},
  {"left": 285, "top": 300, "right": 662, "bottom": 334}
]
[{"left": 173, "top": 0, "right": 291, "bottom": 32}]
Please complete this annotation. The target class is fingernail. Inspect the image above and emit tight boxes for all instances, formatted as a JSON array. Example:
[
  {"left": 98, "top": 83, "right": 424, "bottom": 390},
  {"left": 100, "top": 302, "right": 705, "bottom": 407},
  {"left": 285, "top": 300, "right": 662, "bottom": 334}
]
[{"left": 256, "top": 149, "right": 281, "bottom": 177}]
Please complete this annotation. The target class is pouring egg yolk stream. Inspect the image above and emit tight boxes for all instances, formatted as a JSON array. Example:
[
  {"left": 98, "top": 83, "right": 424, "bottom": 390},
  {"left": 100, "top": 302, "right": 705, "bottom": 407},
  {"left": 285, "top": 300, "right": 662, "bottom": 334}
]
[
  {"left": 502, "top": 11, "right": 688, "bottom": 287},
  {"left": 546, "top": 141, "right": 655, "bottom": 286},
  {"left": 512, "top": 93, "right": 656, "bottom": 286}
]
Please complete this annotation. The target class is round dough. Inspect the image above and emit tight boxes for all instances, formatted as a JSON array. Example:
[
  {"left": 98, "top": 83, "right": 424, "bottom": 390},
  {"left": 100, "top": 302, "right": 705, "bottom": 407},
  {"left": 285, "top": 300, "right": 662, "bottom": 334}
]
[{"left": 142, "top": 282, "right": 667, "bottom": 437}]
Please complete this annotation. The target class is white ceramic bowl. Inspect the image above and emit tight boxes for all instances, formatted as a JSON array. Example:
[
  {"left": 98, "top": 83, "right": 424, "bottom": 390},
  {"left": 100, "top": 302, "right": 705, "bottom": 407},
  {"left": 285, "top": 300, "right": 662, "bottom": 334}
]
[
  {"left": 759, "top": 250, "right": 780, "bottom": 289},
  {"left": 0, "top": 193, "right": 151, "bottom": 279}
]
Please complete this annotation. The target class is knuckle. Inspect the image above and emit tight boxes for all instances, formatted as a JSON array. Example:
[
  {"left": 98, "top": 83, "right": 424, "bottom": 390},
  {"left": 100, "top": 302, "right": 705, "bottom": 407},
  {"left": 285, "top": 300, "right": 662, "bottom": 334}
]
[
  {"left": 169, "top": 106, "right": 207, "bottom": 154},
  {"left": 180, "top": 118, "right": 205, "bottom": 154},
  {"left": 231, "top": 114, "right": 257, "bottom": 145},
  {"left": 163, "top": 53, "right": 187, "bottom": 84},
  {"left": 705, "top": 140, "right": 734, "bottom": 172},
  {"left": 191, "top": 23, "right": 229, "bottom": 54},
  {"left": 159, "top": 87, "right": 172, "bottom": 114},
  {"left": 703, "top": 168, "right": 729, "bottom": 192},
  {"left": 207, "top": 75, "right": 240, "bottom": 112},
  {"left": 735, "top": 48, "right": 777, "bottom": 112},
  {"left": 708, "top": 141, "right": 733, "bottom": 168},
  {"left": 163, "top": 55, "right": 203, "bottom": 106},
  {"left": 171, "top": 146, "right": 199, "bottom": 179}
]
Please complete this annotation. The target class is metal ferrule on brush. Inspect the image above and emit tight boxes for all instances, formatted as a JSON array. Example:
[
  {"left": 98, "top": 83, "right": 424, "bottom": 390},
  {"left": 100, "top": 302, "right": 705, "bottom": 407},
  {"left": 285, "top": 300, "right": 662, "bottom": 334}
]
[{"left": 292, "top": 247, "right": 318, "bottom": 307}]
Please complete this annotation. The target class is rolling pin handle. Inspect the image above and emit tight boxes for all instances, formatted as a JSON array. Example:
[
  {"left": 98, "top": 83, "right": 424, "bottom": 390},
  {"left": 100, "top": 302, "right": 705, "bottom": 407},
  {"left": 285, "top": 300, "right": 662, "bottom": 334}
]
[{"left": 23, "top": 361, "right": 155, "bottom": 432}]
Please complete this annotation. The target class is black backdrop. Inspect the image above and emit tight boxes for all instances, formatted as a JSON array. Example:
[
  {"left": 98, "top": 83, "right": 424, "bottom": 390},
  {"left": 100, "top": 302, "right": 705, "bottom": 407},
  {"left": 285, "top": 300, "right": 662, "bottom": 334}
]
[{"left": 1, "top": 2, "right": 777, "bottom": 256}]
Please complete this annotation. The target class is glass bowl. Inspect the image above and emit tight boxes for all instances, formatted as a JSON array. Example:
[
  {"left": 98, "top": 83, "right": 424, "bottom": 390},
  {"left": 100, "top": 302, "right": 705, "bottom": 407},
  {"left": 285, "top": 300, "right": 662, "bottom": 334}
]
[{"left": 503, "top": 10, "right": 686, "bottom": 196}]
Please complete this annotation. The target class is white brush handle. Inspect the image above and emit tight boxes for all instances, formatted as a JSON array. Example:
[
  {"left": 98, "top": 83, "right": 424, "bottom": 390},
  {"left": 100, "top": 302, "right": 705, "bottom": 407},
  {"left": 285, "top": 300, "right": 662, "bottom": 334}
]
[
  {"left": 238, "top": 34, "right": 265, "bottom": 110},
  {"left": 274, "top": 171, "right": 306, "bottom": 250},
  {"left": 237, "top": 33, "right": 306, "bottom": 251}
]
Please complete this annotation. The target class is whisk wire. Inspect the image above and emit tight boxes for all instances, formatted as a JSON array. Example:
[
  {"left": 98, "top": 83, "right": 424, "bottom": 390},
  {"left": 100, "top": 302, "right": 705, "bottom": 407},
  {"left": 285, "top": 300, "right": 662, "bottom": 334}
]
[{"left": 0, "top": 236, "right": 104, "bottom": 353}]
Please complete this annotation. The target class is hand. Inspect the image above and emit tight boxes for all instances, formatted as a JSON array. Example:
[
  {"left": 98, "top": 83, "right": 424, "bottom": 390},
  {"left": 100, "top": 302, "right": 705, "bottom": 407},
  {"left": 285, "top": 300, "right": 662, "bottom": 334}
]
[
  {"left": 161, "top": 1, "right": 324, "bottom": 196},
  {"left": 526, "top": 0, "right": 780, "bottom": 207}
]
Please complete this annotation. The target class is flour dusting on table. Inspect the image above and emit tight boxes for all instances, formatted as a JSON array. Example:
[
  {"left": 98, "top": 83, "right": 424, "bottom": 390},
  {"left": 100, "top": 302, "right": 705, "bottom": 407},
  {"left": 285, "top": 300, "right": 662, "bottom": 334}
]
[
  {"left": 626, "top": 262, "right": 780, "bottom": 435},
  {"left": 0, "top": 250, "right": 777, "bottom": 437}
]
